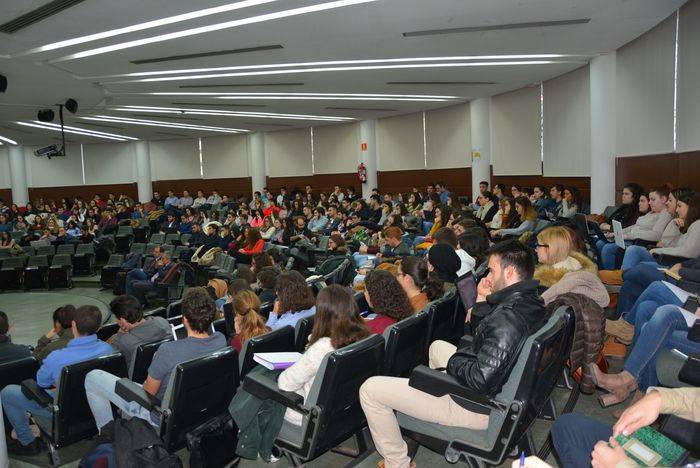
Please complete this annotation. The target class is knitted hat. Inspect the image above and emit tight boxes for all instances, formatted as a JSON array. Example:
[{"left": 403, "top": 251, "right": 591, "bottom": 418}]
[{"left": 427, "top": 243, "right": 461, "bottom": 283}]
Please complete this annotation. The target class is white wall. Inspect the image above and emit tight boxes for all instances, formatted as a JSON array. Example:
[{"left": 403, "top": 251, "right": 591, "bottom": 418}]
[
  {"left": 678, "top": 0, "right": 700, "bottom": 152},
  {"left": 490, "top": 86, "right": 542, "bottom": 176},
  {"left": 377, "top": 112, "right": 425, "bottom": 171},
  {"left": 0, "top": 148, "right": 10, "bottom": 189},
  {"left": 25, "top": 144, "right": 84, "bottom": 187},
  {"left": 265, "top": 129, "right": 313, "bottom": 177},
  {"left": 82, "top": 142, "right": 136, "bottom": 185},
  {"left": 543, "top": 66, "right": 591, "bottom": 176},
  {"left": 200, "top": 135, "right": 249, "bottom": 179},
  {"left": 425, "top": 103, "right": 471, "bottom": 169},
  {"left": 312, "top": 122, "right": 360, "bottom": 174},
  {"left": 149, "top": 139, "right": 200, "bottom": 181},
  {"left": 616, "top": 14, "right": 676, "bottom": 157}
]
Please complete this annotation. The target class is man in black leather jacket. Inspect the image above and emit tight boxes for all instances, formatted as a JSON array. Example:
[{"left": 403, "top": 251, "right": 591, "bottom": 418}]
[{"left": 360, "top": 240, "right": 546, "bottom": 468}]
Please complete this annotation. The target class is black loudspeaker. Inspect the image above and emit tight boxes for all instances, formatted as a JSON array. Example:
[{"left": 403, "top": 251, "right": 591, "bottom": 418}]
[
  {"left": 37, "top": 109, "right": 55, "bottom": 122},
  {"left": 0, "top": 75, "right": 6, "bottom": 93},
  {"left": 64, "top": 98, "right": 78, "bottom": 114}
]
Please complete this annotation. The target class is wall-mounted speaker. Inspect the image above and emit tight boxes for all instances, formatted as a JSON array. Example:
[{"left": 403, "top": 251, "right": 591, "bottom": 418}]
[
  {"left": 38, "top": 109, "right": 55, "bottom": 122},
  {"left": 0, "top": 74, "right": 6, "bottom": 93},
  {"left": 64, "top": 98, "right": 78, "bottom": 114}
]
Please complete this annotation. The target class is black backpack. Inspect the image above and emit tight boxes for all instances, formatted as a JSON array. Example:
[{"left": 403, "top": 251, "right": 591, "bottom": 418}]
[{"left": 112, "top": 418, "right": 182, "bottom": 468}]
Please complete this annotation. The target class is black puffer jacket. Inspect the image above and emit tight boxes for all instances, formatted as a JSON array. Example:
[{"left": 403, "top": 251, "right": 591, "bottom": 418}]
[{"left": 446, "top": 280, "right": 546, "bottom": 396}]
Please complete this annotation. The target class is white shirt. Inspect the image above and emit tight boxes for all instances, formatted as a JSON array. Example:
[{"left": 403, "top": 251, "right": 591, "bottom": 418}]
[{"left": 456, "top": 249, "right": 476, "bottom": 277}]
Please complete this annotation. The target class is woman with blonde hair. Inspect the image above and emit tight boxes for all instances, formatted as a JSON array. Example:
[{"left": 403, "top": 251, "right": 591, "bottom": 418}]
[
  {"left": 492, "top": 196, "right": 538, "bottom": 238},
  {"left": 229, "top": 290, "right": 271, "bottom": 352},
  {"left": 534, "top": 226, "right": 609, "bottom": 307}
]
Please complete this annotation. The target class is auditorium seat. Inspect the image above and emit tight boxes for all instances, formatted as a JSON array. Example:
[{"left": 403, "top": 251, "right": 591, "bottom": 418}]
[
  {"left": 35, "top": 245, "right": 55, "bottom": 260},
  {"left": 55, "top": 244, "right": 75, "bottom": 256},
  {"left": 24, "top": 255, "right": 49, "bottom": 290},
  {"left": 149, "top": 233, "right": 165, "bottom": 245},
  {"left": 115, "top": 226, "right": 134, "bottom": 254},
  {"left": 21, "top": 353, "right": 128, "bottom": 466},
  {"left": 99, "top": 253, "right": 124, "bottom": 289},
  {"left": 165, "top": 233, "right": 180, "bottom": 245},
  {"left": 294, "top": 316, "right": 315, "bottom": 352},
  {"left": 73, "top": 243, "right": 95, "bottom": 276},
  {"left": 383, "top": 312, "right": 429, "bottom": 377},
  {"left": 129, "top": 338, "right": 173, "bottom": 383},
  {"left": 129, "top": 242, "right": 146, "bottom": 256},
  {"left": 238, "top": 326, "right": 295, "bottom": 379},
  {"left": 0, "top": 256, "right": 26, "bottom": 291},
  {"left": 424, "top": 289, "right": 462, "bottom": 352},
  {"left": 48, "top": 254, "right": 73, "bottom": 289}
]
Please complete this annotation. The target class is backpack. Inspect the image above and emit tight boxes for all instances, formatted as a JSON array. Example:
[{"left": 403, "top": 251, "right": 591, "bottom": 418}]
[{"left": 113, "top": 418, "right": 183, "bottom": 468}]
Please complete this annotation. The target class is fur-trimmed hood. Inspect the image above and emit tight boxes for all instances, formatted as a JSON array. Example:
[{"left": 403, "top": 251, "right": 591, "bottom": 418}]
[{"left": 534, "top": 251, "right": 598, "bottom": 288}]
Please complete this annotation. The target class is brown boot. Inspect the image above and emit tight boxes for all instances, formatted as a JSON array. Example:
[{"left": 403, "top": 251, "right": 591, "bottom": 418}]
[
  {"left": 605, "top": 318, "right": 634, "bottom": 345},
  {"left": 587, "top": 364, "right": 638, "bottom": 407},
  {"left": 599, "top": 269, "right": 623, "bottom": 285},
  {"left": 602, "top": 336, "right": 627, "bottom": 359}
]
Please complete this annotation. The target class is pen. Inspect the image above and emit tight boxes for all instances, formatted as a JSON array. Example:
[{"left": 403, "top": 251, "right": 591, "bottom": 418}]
[{"left": 519, "top": 451, "right": 525, "bottom": 467}]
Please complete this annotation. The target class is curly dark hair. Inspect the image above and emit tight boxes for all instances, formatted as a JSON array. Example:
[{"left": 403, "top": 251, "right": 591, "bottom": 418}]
[
  {"left": 275, "top": 270, "right": 315, "bottom": 314},
  {"left": 182, "top": 287, "right": 215, "bottom": 333},
  {"left": 364, "top": 269, "right": 412, "bottom": 321}
]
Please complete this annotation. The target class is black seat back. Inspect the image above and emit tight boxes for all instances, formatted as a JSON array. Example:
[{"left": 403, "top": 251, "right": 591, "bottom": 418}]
[
  {"left": 96, "top": 323, "right": 120, "bottom": 342},
  {"left": 306, "top": 335, "right": 385, "bottom": 459},
  {"left": 425, "top": 289, "right": 460, "bottom": 347},
  {"left": 384, "top": 312, "right": 428, "bottom": 377},
  {"left": 239, "top": 326, "right": 295, "bottom": 379},
  {"left": 161, "top": 347, "right": 239, "bottom": 451},
  {"left": 0, "top": 356, "right": 39, "bottom": 391},
  {"left": 131, "top": 338, "right": 172, "bottom": 383},
  {"left": 213, "top": 318, "right": 228, "bottom": 340},
  {"left": 166, "top": 299, "right": 182, "bottom": 318},
  {"left": 455, "top": 272, "right": 476, "bottom": 322},
  {"left": 55, "top": 353, "right": 127, "bottom": 447},
  {"left": 294, "top": 316, "right": 315, "bottom": 352}
]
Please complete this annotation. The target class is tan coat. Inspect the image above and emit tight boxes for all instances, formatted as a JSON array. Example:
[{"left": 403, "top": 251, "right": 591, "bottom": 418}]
[{"left": 535, "top": 252, "right": 610, "bottom": 308}]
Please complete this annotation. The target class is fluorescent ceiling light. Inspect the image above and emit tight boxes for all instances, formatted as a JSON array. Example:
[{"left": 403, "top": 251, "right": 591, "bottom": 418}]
[
  {"left": 17, "top": 0, "right": 280, "bottom": 56},
  {"left": 50, "top": 0, "right": 379, "bottom": 62},
  {"left": 132, "top": 92, "right": 458, "bottom": 102},
  {"left": 110, "top": 105, "right": 354, "bottom": 121},
  {"left": 28, "top": 121, "right": 139, "bottom": 141},
  {"left": 217, "top": 96, "right": 449, "bottom": 101},
  {"left": 0, "top": 134, "right": 18, "bottom": 145},
  {"left": 116, "top": 60, "right": 572, "bottom": 83},
  {"left": 90, "top": 55, "right": 571, "bottom": 79},
  {"left": 81, "top": 115, "right": 248, "bottom": 134},
  {"left": 15, "top": 121, "right": 134, "bottom": 142}
]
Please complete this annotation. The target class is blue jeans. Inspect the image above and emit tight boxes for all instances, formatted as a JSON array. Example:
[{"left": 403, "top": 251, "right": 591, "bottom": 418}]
[
  {"left": 621, "top": 245, "right": 656, "bottom": 271},
  {"left": 617, "top": 263, "right": 667, "bottom": 314},
  {"left": 125, "top": 268, "right": 148, "bottom": 296},
  {"left": 1, "top": 385, "right": 54, "bottom": 445},
  {"left": 624, "top": 281, "right": 683, "bottom": 325},
  {"left": 624, "top": 304, "right": 700, "bottom": 391},
  {"left": 551, "top": 413, "right": 612, "bottom": 468},
  {"left": 421, "top": 221, "right": 433, "bottom": 236},
  {"left": 84, "top": 370, "right": 156, "bottom": 432}
]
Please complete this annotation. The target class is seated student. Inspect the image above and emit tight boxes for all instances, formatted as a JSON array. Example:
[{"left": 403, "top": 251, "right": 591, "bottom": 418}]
[
  {"left": 533, "top": 226, "right": 609, "bottom": 307},
  {"left": 0, "top": 311, "right": 32, "bottom": 364},
  {"left": 84, "top": 287, "right": 227, "bottom": 432},
  {"left": 363, "top": 269, "right": 413, "bottom": 334},
  {"left": 307, "top": 207, "right": 329, "bottom": 233},
  {"left": 108, "top": 295, "right": 171, "bottom": 367},
  {"left": 433, "top": 227, "right": 476, "bottom": 277},
  {"left": 492, "top": 196, "right": 537, "bottom": 239},
  {"left": 475, "top": 192, "right": 498, "bottom": 224},
  {"left": 266, "top": 271, "right": 316, "bottom": 330},
  {"left": 397, "top": 256, "right": 442, "bottom": 312},
  {"left": 360, "top": 241, "right": 546, "bottom": 468},
  {"left": 125, "top": 245, "right": 165, "bottom": 295},
  {"left": 234, "top": 228, "right": 265, "bottom": 265},
  {"left": 207, "top": 278, "right": 229, "bottom": 313},
  {"left": 2, "top": 306, "right": 111, "bottom": 455},
  {"left": 230, "top": 290, "right": 271, "bottom": 353},
  {"left": 354, "top": 227, "right": 410, "bottom": 267},
  {"left": 596, "top": 186, "right": 672, "bottom": 270},
  {"left": 256, "top": 267, "right": 278, "bottom": 304},
  {"left": 33, "top": 305, "right": 76, "bottom": 363},
  {"left": 552, "top": 387, "right": 700, "bottom": 468},
  {"left": 426, "top": 243, "right": 461, "bottom": 293},
  {"left": 251, "top": 252, "right": 274, "bottom": 277},
  {"left": 559, "top": 186, "right": 580, "bottom": 219},
  {"left": 530, "top": 185, "right": 555, "bottom": 218},
  {"left": 128, "top": 249, "right": 174, "bottom": 306},
  {"left": 414, "top": 206, "right": 451, "bottom": 251},
  {"left": 485, "top": 197, "right": 514, "bottom": 230}
]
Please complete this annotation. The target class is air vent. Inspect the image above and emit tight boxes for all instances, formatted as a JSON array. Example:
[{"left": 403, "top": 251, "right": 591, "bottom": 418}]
[
  {"left": 155, "top": 131, "right": 191, "bottom": 138},
  {"left": 130, "top": 114, "right": 204, "bottom": 121},
  {"left": 179, "top": 82, "right": 303, "bottom": 88},
  {"left": 171, "top": 102, "right": 268, "bottom": 108},
  {"left": 403, "top": 18, "right": 590, "bottom": 37},
  {"left": 0, "top": 0, "right": 88, "bottom": 34},
  {"left": 386, "top": 81, "right": 495, "bottom": 85},
  {"left": 131, "top": 45, "right": 284, "bottom": 65},
  {"left": 326, "top": 107, "right": 397, "bottom": 112},
  {"left": 79, "top": 121, "right": 127, "bottom": 130}
]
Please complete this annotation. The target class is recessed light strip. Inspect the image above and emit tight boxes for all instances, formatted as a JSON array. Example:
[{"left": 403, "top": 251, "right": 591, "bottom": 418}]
[
  {"left": 15, "top": 121, "right": 132, "bottom": 142},
  {"left": 148, "top": 92, "right": 458, "bottom": 98},
  {"left": 81, "top": 115, "right": 248, "bottom": 134},
  {"left": 129, "top": 60, "right": 568, "bottom": 83},
  {"left": 29, "top": 121, "right": 138, "bottom": 140},
  {"left": 109, "top": 105, "right": 354, "bottom": 121},
  {"left": 50, "top": 0, "right": 379, "bottom": 62},
  {"left": 0, "top": 134, "right": 18, "bottom": 145},
  {"left": 17, "top": 0, "right": 280, "bottom": 56},
  {"left": 89, "top": 54, "right": 571, "bottom": 79}
]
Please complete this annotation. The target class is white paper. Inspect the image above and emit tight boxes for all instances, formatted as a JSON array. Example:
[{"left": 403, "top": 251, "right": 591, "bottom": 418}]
[
  {"left": 661, "top": 281, "right": 698, "bottom": 327},
  {"left": 612, "top": 220, "right": 626, "bottom": 250}
]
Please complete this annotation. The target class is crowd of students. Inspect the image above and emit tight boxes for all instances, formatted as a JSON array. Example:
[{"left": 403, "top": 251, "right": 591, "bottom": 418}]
[{"left": 0, "top": 178, "right": 698, "bottom": 467}]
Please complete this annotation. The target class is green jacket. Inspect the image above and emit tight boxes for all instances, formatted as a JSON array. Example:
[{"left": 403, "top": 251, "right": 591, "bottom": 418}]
[
  {"left": 228, "top": 367, "right": 287, "bottom": 461},
  {"left": 33, "top": 328, "right": 74, "bottom": 363}
]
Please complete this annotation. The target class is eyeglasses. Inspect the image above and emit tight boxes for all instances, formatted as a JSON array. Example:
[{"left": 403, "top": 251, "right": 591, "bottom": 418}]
[{"left": 535, "top": 243, "right": 549, "bottom": 248}]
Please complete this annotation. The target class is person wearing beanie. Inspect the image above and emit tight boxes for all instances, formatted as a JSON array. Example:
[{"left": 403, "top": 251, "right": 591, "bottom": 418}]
[{"left": 426, "top": 243, "right": 461, "bottom": 285}]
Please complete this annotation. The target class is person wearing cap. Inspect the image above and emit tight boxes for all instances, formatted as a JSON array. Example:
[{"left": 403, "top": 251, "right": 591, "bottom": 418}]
[{"left": 360, "top": 240, "right": 546, "bottom": 468}]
